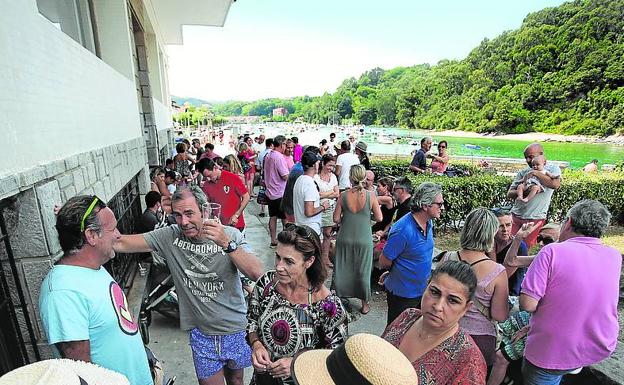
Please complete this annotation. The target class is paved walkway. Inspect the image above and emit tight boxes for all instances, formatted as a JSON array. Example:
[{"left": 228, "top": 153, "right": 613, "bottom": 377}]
[{"left": 148, "top": 198, "right": 389, "bottom": 385}]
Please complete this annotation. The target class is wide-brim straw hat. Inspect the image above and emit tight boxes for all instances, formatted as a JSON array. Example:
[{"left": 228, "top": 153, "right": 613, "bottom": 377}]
[
  {"left": 0, "top": 359, "right": 130, "bottom": 385},
  {"left": 292, "top": 333, "right": 417, "bottom": 385}
]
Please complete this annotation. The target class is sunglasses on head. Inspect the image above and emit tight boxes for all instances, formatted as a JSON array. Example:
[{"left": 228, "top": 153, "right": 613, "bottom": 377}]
[
  {"left": 491, "top": 207, "right": 511, "bottom": 216},
  {"left": 285, "top": 223, "right": 314, "bottom": 240},
  {"left": 81, "top": 196, "right": 102, "bottom": 232}
]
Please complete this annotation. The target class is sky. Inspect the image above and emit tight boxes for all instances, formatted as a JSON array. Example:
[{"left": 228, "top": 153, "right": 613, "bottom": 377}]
[{"left": 167, "top": 0, "right": 569, "bottom": 102}]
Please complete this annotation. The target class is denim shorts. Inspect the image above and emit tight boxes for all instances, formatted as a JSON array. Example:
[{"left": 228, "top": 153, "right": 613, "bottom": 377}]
[{"left": 189, "top": 328, "right": 252, "bottom": 379}]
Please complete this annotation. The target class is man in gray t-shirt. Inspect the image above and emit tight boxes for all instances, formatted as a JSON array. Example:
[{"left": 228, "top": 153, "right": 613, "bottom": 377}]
[
  {"left": 115, "top": 185, "right": 263, "bottom": 385},
  {"left": 507, "top": 143, "right": 561, "bottom": 248}
]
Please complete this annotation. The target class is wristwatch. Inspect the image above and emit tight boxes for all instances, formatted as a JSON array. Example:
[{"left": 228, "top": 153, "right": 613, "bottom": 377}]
[{"left": 223, "top": 240, "right": 238, "bottom": 253}]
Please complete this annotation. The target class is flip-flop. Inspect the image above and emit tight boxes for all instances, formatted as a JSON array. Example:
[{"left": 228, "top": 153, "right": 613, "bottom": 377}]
[
  {"left": 360, "top": 305, "right": 371, "bottom": 315},
  {"left": 270, "top": 242, "right": 278, "bottom": 248}
]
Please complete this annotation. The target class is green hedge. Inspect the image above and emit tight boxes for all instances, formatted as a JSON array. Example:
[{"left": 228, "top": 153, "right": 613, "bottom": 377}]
[{"left": 371, "top": 159, "right": 624, "bottom": 231}]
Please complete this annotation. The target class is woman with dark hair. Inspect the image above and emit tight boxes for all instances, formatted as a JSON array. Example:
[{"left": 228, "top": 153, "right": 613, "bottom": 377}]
[
  {"left": 382, "top": 260, "right": 487, "bottom": 384},
  {"left": 314, "top": 154, "right": 339, "bottom": 267},
  {"left": 247, "top": 224, "right": 349, "bottom": 385},
  {"left": 372, "top": 177, "right": 396, "bottom": 234},
  {"left": 173, "top": 142, "right": 195, "bottom": 179},
  {"left": 429, "top": 140, "right": 449, "bottom": 174}
]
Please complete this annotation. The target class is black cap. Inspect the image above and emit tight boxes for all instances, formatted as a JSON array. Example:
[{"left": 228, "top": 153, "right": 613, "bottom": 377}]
[{"left": 301, "top": 151, "right": 322, "bottom": 168}]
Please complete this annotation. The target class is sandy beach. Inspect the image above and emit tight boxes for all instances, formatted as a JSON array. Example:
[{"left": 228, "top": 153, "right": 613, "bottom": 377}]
[{"left": 430, "top": 129, "right": 624, "bottom": 146}]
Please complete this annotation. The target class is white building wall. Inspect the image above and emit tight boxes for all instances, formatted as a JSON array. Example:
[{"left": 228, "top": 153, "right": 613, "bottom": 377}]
[{"left": 0, "top": 0, "right": 142, "bottom": 180}]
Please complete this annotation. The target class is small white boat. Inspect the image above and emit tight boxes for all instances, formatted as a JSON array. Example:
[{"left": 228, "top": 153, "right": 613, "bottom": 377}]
[
  {"left": 377, "top": 135, "right": 393, "bottom": 144},
  {"left": 464, "top": 144, "right": 482, "bottom": 150}
]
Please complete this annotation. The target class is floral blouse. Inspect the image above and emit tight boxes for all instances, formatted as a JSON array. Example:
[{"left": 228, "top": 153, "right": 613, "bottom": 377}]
[
  {"left": 247, "top": 271, "right": 349, "bottom": 384},
  {"left": 382, "top": 308, "right": 486, "bottom": 385}
]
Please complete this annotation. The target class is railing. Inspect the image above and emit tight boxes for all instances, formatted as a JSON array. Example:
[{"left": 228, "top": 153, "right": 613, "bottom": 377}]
[
  {"left": 0, "top": 198, "right": 40, "bottom": 375},
  {"left": 105, "top": 174, "right": 142, "bottom": 292}
]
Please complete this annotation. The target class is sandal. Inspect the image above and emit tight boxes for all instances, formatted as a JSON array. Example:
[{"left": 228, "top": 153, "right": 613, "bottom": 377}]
[
  {"left": 360, "top": 304, "right": 371, "bottom": 315},
  {"left": 270, "top": 242, "right": 278, "bottom": 248}
]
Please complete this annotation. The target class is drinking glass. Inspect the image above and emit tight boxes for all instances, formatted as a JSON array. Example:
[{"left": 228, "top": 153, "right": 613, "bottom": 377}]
[{"left": 202, "top": 202, "right": 221, "bottom": 223}]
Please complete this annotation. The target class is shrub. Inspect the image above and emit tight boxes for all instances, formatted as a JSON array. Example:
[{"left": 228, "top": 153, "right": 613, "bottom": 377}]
[{"left": 371, "top": 159, "right": 624, "bottom": 230}]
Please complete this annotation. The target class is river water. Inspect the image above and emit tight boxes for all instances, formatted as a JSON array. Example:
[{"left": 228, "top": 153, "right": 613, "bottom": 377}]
[{"left": 236, "top": 124, "right": 623, "bottom": 169}]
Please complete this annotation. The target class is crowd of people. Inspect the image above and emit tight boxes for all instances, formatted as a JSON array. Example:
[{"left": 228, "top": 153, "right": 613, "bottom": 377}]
[{"left": 28, "top": 130, "right": 622, "bottom": 385}]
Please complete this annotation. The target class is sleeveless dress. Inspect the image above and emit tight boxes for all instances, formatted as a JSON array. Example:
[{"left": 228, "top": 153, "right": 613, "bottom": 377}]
[{"left": 333, "top": 190, "right": 373, "bottom": 301}]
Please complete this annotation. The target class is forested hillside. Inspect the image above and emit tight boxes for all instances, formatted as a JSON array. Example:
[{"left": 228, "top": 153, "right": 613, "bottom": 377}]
[{"left": 211, "top": 0, "right": 624, "bottom": 136}]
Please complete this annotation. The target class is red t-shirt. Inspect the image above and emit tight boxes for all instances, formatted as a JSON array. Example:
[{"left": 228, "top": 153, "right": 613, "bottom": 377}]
[{"left": 201, "top": 170, "right": 248, "bottom": 229}]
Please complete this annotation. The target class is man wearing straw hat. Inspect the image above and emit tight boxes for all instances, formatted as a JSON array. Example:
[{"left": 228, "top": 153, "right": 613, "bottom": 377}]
[{"left": 39, "top": 195, "right": 152, "bottom": 385}]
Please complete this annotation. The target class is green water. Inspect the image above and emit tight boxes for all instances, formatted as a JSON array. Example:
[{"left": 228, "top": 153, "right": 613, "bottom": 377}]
[
  {"left": 343, "top": 126, "right": 624, "bottom": 169},
  {"left": 253, "top": 124, "right": 623, "bottom": 168}
]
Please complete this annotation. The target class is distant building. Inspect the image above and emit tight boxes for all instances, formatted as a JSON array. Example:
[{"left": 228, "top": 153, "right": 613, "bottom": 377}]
[
  {"left": 0, "top": 0, "right": 235, "bottom": 373},
  {"left": 273, "top": 107, "right": 288, "bottom": 116}
]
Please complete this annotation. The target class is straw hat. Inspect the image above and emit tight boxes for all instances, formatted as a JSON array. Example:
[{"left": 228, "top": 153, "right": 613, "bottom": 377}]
[
  {"left": 0, "top": 359, "right": 130, "bottom": 385},
  {"left": 292, "top": 333, "right": 418, "bottom": 385}
]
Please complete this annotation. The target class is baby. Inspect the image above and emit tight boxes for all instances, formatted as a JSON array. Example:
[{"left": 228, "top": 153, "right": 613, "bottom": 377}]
[{"left": 516, "top": 155, "right": 555, "bottom": 202}]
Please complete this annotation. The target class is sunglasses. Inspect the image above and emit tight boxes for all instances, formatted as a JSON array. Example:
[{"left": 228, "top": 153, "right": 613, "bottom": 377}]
[
  {"left": 285, "top": 223, "right": 314, "bottom": 240},
  {"left": 438, "top": 145, "right": 446, "bottom": 149},
  {"left": 537, "top": 235, "right": 555, "bottom": 245},
  {"left": 491, "top": 207, "right": 511, "bottom": 216},
  {"left": 80, "top": 196, "right": 101, "bottom": 232},
  {"left": 430, "top": 201, "right": 445, "bottom": 208}
]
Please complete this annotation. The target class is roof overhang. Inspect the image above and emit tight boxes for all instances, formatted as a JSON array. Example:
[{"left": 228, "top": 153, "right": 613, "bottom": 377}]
[{"left": 148, "top": 0, "right": 235, "bottom": 45}]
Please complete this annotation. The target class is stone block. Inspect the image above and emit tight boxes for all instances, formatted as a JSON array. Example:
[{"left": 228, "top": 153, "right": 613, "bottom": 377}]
[
  {"left": 45, "top": 160, "right": 66, "bottom": 178},
  {"left": 78, "top": 152, "right": 91, "bottom": 166},
  {"left": 138, "top": 71, "right": 150, "bottom": 86},
  {"left": 102, "top": 177, "right": 112, "bottom": 201},
  {"left": 87, "top": 163, "right": 97, "bottom": 185},
  {"left": 93, "top": 181, "right": 105, "bottom": 199},
  {"left": 62, "top": 185, "right": 77, "bottom": 201},
  {"left": 56, "top": 172, "right": 73, "bottom": 189},
  {"left": 64, "top": 155, "right": 80, "bottom": 170},
  {"left": 141, "top": 97, "right": 153, "bottom": 113},
  {"left": 22, "top": 259, "right": 53, "bottom": 335},
  {"left": 19, "top": 166, "right": 46, "bottom": 188},
  {"left": 72, "top": 169, "right": 85, "bottom": 193},
  {"left": 96, "top": 157, "right": 106, "bottom": 178},
  {"left": 35, "top": 181, "right": 61, "bottom": 254},
  {"left": 0, "top": 174, "right": 20, "bottom": 200},
  {"left": 81, "top": 167, "right": 90, "bottom": 188},
  {"left": 143, "top": 113, "right": 155, "bottom": 126},
  {"left": 2, "top": 189, "right": 48, "bottom": 259},
  {"left": 141, "top": 85, "right": 151, "bottom": 98}
]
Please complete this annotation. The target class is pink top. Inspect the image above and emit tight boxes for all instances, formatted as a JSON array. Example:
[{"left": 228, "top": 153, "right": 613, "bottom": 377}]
[
  {"left": 293, "top": 144, "right": 303, "bottom": 163},
  {"left": 430, "top": 158, "right": 448, "bottom": 173},
  {"left": 442, "top": 253, "right": 505, "bottom": 337},
  {"left": 522, "top": 237, "right": 621, "bottom": 369},
  {"left": 284, "top": 154, "right": 295, "bottom": 171},
  {"left": 263, "top": 151, "right": 289, "bottom": 200}
]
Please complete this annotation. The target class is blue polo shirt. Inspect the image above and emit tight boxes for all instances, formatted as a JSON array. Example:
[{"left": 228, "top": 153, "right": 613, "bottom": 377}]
[{"left": 383, "top": 213, "right": 434, "bottom": 298}]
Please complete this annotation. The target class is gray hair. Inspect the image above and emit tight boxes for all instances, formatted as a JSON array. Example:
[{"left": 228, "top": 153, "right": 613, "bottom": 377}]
[
  {"left": 172, "top": 185, "right": 207, "bottom": 210},
  {"left": 393, "top": 177, "right": 413, "bottom": 194},
  {"left": 460, "top": 207, "right": 499, "bottom": 252},
  {"left": 420, "top": 136, "right": 433, "bottom": 145},
  {"left": 566, "top": 199, "right": 611, "bottom": 238},
  {"left": 273, "top": 135, "right": 286, "bottom": 146},
  {"left": 56, "top": 195, "right": 106, "bottom": 255},
  {"left": 410, "top": 182, "right": 442, "bottom": 212}
]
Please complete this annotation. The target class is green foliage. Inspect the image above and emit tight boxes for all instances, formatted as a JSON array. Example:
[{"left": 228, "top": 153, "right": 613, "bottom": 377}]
[
  {"left": 208, "top": 0, "right": 624, "bottom": 136},
  {"left": 371, "top": 159, "right": 624, "bottom": 231}
]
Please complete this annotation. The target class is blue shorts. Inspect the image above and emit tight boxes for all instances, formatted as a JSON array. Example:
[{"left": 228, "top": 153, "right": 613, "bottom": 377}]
[{"left": 189, "top": 328, "right": 252, "bottom": 379}]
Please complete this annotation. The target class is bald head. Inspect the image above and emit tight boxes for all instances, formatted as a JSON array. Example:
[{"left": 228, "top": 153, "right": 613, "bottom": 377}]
[
  {"left": 365, "top": 170, "right": 375, "bottom": 190},
  {"left": 524, "top": 143, "right": 544, "bottom": 166}
]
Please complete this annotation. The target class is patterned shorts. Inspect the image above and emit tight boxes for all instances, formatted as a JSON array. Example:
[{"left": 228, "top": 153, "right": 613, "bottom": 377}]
[
  {"left": 189, "top": 328, "right": 252, "bottom": 379},
  {"left": 498, "top": 311, "right": 531, "bottom": 362}
]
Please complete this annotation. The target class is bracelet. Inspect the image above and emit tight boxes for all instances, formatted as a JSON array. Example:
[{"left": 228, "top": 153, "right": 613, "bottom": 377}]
[{"left": 250, "top": 339, "right": 263, "bottom": 349}]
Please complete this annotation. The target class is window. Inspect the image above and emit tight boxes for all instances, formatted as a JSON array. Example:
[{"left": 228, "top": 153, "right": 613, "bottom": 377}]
[{"left": 37, "top": 0, "right": 98, "bottom": 54}]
